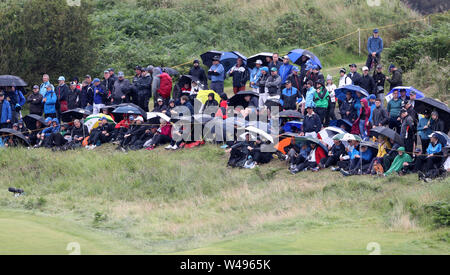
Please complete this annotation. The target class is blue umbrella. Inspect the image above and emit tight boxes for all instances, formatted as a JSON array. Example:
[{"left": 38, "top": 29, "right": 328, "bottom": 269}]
[
  {"left": 283, "top": 121, "right": 303, "bottom": 133},
  {"left": 335, "top": 85, "right": 369, "bottom": 102},
  {"left": 221, "top": 52, "right": 247, "bottom": 74},
  {"left": 385, "top": 86, "right": 425, "bottom": 102},
  {"left": 112, "top": 103, "right": 146, "bottom": 117},
  {"left": 287, "top": 49, "right": 322, "bottom": 69}
]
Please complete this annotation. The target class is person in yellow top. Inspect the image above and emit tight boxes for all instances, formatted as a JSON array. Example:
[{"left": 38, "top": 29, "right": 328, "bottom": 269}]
[{"left": 367, "top": 136, "right": 391, "bottom": 174}]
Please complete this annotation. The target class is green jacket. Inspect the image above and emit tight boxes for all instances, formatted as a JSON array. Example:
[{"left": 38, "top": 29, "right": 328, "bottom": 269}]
[
  {"left": 314, "top": 88, "right": 329, "bottom": 109},
  {"left": 384, "top": 153, "right": 412, "bottom": 176}
]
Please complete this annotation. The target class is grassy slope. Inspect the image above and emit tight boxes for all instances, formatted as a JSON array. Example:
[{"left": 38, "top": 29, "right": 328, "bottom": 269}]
[{"left": 0, "top": 145, "right": 448, "bottom": 254}]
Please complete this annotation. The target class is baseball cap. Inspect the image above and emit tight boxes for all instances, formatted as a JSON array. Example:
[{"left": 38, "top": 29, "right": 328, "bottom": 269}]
[
  {"left": 104, "top": 70, "right": 110, "bottom": 74},
  {"left": 255, "top": 60, "right": 263, "bottom": 65},
  {"left": 135, "top": 116, "right": 144, "bottom": 122},
  {"left": 293, "top": 66, "right": 299, "bottom": 72},
  {"left": 33, "top": 85, "right": 39, "bottom": 89},
  {"left": 85, "top": 75, "right": 91, "bottom": 79},
  {"left": 410, "top": 90, "right": 417, "bottom": 95},
  {"left": 389, "top": 64, "right": 395, "bottom": 70},
  {"left": 70, "top": 82, "right": 77, "bottom": 86},
  {"left": 373, "top": 28, "right": 379, "bottom": 33},
  {"left": 326, "top": 75, "right": 332, "bottom": 81},
  {"left": 93, "top": 78, "right": 100, "bottom": 83},
  {"left": 212, "top": 55, "right": 221, "bottom": 61},
  {"left": 118, "top": 71, "right": 125, "bottom": 77},
  {"left": 349, "top": 64, "right": 357, "bottom": 68},
  {"left": 285, "top": 80, "right": 291, "bottom": 84},
  {"left": 340, "top": 68, "right": 347, "bottom": 73},
  {"left": 193, "top": 60, "right": 200, "bottom": 64},
  {"left": 271, "top": 67, "right": 278, "bottom": 72},
  {"left": 129, "top": 115, "right": 135, "bottom": 121},
  {"left": 108, "top": 68, "right": 115, "bottom": 72},
  {"left": 135, "top": 65, "right": 142, "bottom": 71},
  {"left": 362, "top": 66, "right": 369, "bottom": 71},
  {"left": 283, "top": 55, "right": 289, "bottom": 59},
  {"left": 157, "top": 98, "right": 163, "bottom": 102},
  {"left": 58, "top": 76, "right": 65, "bottom": 81},
  {"left": 376, "top": 64, "right": 383, "bottom": 69}
]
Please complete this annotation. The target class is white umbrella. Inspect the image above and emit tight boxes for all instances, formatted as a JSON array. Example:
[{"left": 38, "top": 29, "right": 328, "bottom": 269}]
[
  {"left": 246, "top": 126, "right": 274, "bottom": 144},
  {"left": 318, "top": 126, "right": 347, "bottom": 147},
  {"left": 147, "top": 112, "right": 170, "bottom": 122}
]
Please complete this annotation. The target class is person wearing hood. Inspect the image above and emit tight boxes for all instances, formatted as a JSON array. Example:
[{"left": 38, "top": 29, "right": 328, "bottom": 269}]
[
  {"left": 250, "top": 60, "right": 263, "bottom": 93},
  {"left": 189, "top": 60, "right": 208, "bottom": 89},
  {"left": 5, "top": 86, "right": 26, "bottom": 123},
  {"left": 352, "top": 98, "right": 370, "bottom": 139},
  {"left": 0, "top": 92, "right": 12, "bottom": 128},
  {"left": 112, "top": 72, "right": 131, "bottom": 105},
  {"left": 201, "top": 93, "right": 219, "bottom": 115},
  {"left": 386, "top": 64, "right": 403, "bottom": 91},
  {"left": 42, "top": 85, "right": 58, "bottom": 119},
  {"left": 256, "top": 66, "right": 270, "bottom": 107},
  {"left": 208, "top": 56, "right": 225, "bottom": 96},
  {"left": 384, "top": 147, "right": 412, "bottom": 176},
  {"left": 27, "top": 85, "right": 44, "bottom": 116}
]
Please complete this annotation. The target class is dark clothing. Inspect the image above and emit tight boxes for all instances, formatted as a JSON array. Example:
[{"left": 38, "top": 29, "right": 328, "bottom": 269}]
[
  {"left": 348, "top": 72, "right": 362, "bottom": 87},
  {"left": 287, "top": 74, "right": 302, "bottom": 95},
  {"left": 153, "top": 104, "right": 168, "bottom": 113},
  {"left": 280, "top": 87, "right": 301, "bottom": 111},
  {"left": 373, "top": 71, "right": 386, "bottom": 95},
  {"left": 55, "top": 84, "right": 70, "bottom": 113},
  {"left": 372, "top": 105, "right": 389, "bottom": 127},
  {"left": 388, "top": 70, "right": 403, "bottom": 91},
  {"left": 302, "top": 113, "right": 322, "bottom": 133},
  {"left": 321, "top": 143, "right": 346, "bottom": 168},
  {"left": 359, "top": 74, "right": 376, "bottom": 95},
  {"left": 256, "top": 73, "right": 269, "bottom": 94},
  {"left": 80, "top": 84, "right": 94, "bottom": 108},
  {"left": 430, "top": 118, "right": 445, "bottom": 132},
  {"left": 67, "top": 89, "right": 81, "bottom": 110},
  {"left": 189, "top": 66, "right": 208, "bottom": 88},
  {"left": 339, "top": 98, "right": 356, "bottom": 122},
  {"left": 229, "top": 65, "right": 249, "bottom": 88},
  {"left": 71, "top": 125, "right": 89, "bottom": 140},
  {"left": 134, "top": 74, "right": 152, "bottom": 112},
  {"left": 268, "top": 60, "right": 282, "bottom": 71},
  {"left": 112, "top": 79, "right": 131, "bottom": 104},
  {"left": 27, "top": 93, "right": 44, "bottom": 115}
]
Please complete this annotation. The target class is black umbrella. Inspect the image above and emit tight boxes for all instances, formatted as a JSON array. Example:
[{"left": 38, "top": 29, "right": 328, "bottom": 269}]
[
  {"left": 0, "top": 128, "right": 30, "bottom": 146},
  {"left": 0, "top": 75, "right": 28, "bottom": 87},
  {"left": 162, "top": 67, "right": 179, "bottom": 76},
  {"left": 229, "top": 90, "right": 259, "bottom": 107},
  {"left": 247, "top": 52, "right": 273, "bottom": 68},
  {"left": 113, "top": 103, "right": 147, "bottom": 117},
  {"left": 360, "top": 141, "right": 379, "bottom": 150},
  {"left": 414, "top": 97, "right": 450, "bottom": 130},
  {"left": 279, "top": 110, "right": 303, "bottom": 119},
  {"left": 61, "top": 108, "right": 92, "bottom": 122},
  {"left": 200, "top": 50, "right": 223, "bottom": 68},
  {"left": 370, "top": 126, "right": 404, "bottom": 146},
  {"left": 264, "top": 99, "right": 281, "bottom": 108},
  {"left": 23, "top": 114, "right": 46, "bottom": 131},
  {"left": 179, "top": 75, "right": 194, "bottom": 87}
]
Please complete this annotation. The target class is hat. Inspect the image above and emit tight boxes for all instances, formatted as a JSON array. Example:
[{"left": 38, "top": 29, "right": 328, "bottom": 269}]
[
  {"left": 400, "top": 108, "right": 408, "bottom": 114},
  {"left": 169, "top": 99, "right": 175, "bottom": 103},
  {"left": 285, "top": 80, "right": 292, "bottom": 84},
  {"left": 33, "top": 85, "right": 39, "bottom": 89},
  {"left": 262, "top": 67, "right": 269, "bottom": 73},
  {"left": 193, "top": 60, "right": 200, "bottom": 64},
  {"left": 108, "top": 68, "right": 115, "bottom": 72},
  {"left": 255, "top": 60, "right": 263, "bottom": 65},
  {"left": 398, "top": 147, "right": 405, "bottom": 152},
  {"left": 340, "top": 68, "right": 347, "bottom": 73},
  {"left": 104, "top": 70, "right": 110, "bottom": 74},
  {"left": 326, "top": 75, "right": 332, "bottom": 81},
  {"left": 101, "top": 117, "right": 108, "bottom": 121},
  {"left": 118, "top": 71, "right": 125, "bottom": 77},
  {"left": 129, "top": 115, "right": 135, "bottom": 121},
  {"left": 271, "top": 67, "right": 278, "bottom": 72},
  {"left": 410, "top": 90, "right": 416, "bottom": 95},
  {"left": 283, "top": 55, "right": 289, "bottom": 59},
  {"left": 85, "top": 75, "right": 91, "bottom": 79},
  {"left": 373, "top": 28, "right": 379, "bottom": 33},
  {"left": 12, "top": 123, "right": 18, "bottom": 127},
  {"left": 362, "top": 66, "right": 369, "bottom": 71},
  {"left": 429, "top": 133, "right": 439, "bottom": 139},
  {"left": 293, "top": 66, "right": 299, "bottom": 72},
  {"left": 389, "top": 64, "right": 395, "bottom": 70},
  {"left": 135, "top": 65, "right": 142, "bottom": 71},
  {"left": 93, "top": 78, "right": 100, "bottom": 83},
  {"left": 58, "top": 76, "right": 65, "bottom": 81},
  {"left": 316, "top": 79, "right": 325, "bottom": 86},
  {"left": 212, "top": 55, "right": 221, "bottom": 61},
  {"left": 312, "top": 65, "right": 319, "bottom": 70},
  {"left": 135, "top": 116, "right": 144, "bottom": 122},
  {"left": 349, "top": 64, "right": 357, "bottom": 68},
  {"left": 70, "top": 82, "right": 77, "bottom": 86},
  {"left": 157, "top": 98, "right": 163, "bottom": 102},
  {"left": 376, "top": 64, "right": 383, "bottom": 69}
]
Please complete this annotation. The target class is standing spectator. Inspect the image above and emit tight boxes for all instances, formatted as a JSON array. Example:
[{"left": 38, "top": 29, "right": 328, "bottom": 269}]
[
  {"left": 27, "top": 85, "right": 44, "bottom": 116},
  {"left": 279, "top": 56, "right": 293, "bottom": 89},
  {"left": 326, "top": 75, "right": 337, "bottom": 123},
  {"left": 102, "top": 70, "right": 115, "bottom": 105},
  {"left": 92, "top": 78, "right": 107, "bottom": 115},
  {"left": 151, "top": 67, "right": 161, "bottom": 104},
  {"left": 39, "top": 74, "right": 53, "bottom": 96},
  {"left": 80, "top": 75, "right": 94, "bottom": 111},
  {"left": 399, "top": 89, "right": 410, "bottom": 107},
  {"left": 55, "top": 76, "right": 70, "bottom": 117},
  {"left": 365, "top": 29, "right": 383, "bottom": 69},
  {"left": 304, "top": 80, "right": 316, "bottom": 111},
  {"left": 0, "top": 91, "right": 12, "bottom": 128},
  {"left": 338, "top": 68, "right": 352, "bottom": 88},
  {"left": 348, "top": 64, "right": 362, "bottom": 87},
  {"left": 265, "top": 67, "right": 282, "bottom": 97},
  {"left": 158, "top": 68, "right": 173, "bottom": 105},
  {"left": 208, "top": 56, "right": 225, "bottom": 96},
  {"left": 5, "top": 86, "right": 26, "bottom": 123},
  {"left": 399, "top": 108, "right": 414, "bottom": 153},
  {"left": 189, "top": 60, "right": 208, "bottom": 89},
  {"left": 372, "top": 98, "right": 389, "bottom": 127},
  {"left": 359, "top": 66, "right": 376, "bottom": 95},
  {"left": 131, "top": 66, "right": 143, "bottom": 105},
  {"left": 280, "top": 80, "right": 300, "bottom": 111},
  {"left": 67, "top": 82, "right": 81, "bottom": 110},
  {"left": 227, "top": 57, "right": 249, "bottom": 94},
  {"left": 268, "top": 53, "right": 282, "bottom": 72},
  {"left": 387, "top": 90, "right": 402, "bottom": 132},
  {"left": 135, "top": 67, "right": 152, "bottom": 112},
  {"left": 314, "top": 80, "right": 330, "bottom": 126},
  {"left": 353, "top": 98, "right": 370, "bottom": 139},
  {"left": 417, "top": 110, "right": 432, "bottom": 152},
  {"left": 386, "top": 64, "right": 403, "bottom": 91},
  {"left": 249, "top": 60, "right": 263, "bottom": 94},
  {"left": 108, "top": 68, "right": 117, "bottom": 83},
  {"left": 373, "top": 64, "right": 386, "bottom": 102},
  {"left": 256, "top": 67, "right": 269, "bottom": 108},
  {"left": 288, "top": 66, "right": 302, "bottom": 95},
  {"left": 112, "top": 72, "right": 131, "bottom": 105},
  {"left": 43, "top": 85, "right": 57, "bottom": 119}
]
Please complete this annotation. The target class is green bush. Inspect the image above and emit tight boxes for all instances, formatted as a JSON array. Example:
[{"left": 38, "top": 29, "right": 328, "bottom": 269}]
[{"left": 423, "top": 201, "right": 450, "bottom": 227}]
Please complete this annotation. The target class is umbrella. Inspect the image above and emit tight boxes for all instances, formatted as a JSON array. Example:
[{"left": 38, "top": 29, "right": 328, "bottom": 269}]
[
  {"left": 23, "top": 114, "right": 46, "bottom": 130},
  {"left": 113, "top": 103, "right": 146, "bottom": 117},
  {"left": 178, "top": 75, "right": 194, "bottom": 87},
  {"left": 335, "top": 85, "right": 369, "bottom": 102},
  {"left": 61, "top": 108, "right": 92, "bottom": 122},
  {"left": 283, "top": 121, "right": 303, "bottom": 133},
  {"left": 162, "top": 67, "right": 179, "bottom": 76},
  {"left": 147, "top": 112, "right": 170, "bottom": 122},
  {"left": 84, "top": 114, "right": 115, "bottom": 132},
  {"left": 385, "top": 86, "right": 425, "bottom": 103},
  {"left": 193, "top": 114, "right": 215, "bottom": 125},
  {"left": 318, "top": 126, "right": 347, "bottom": 147},
  {"left": 221, "top": 52, "right": 247, "bottom": 74},
  {"left": 196, "top": 90, "right": 221, "bottom": 105},
  {"left": 279, "top": 110, "right": 303, "bottom": 119},
  {"left": 0, "top": 75, "right": 27, "bottom": 87},
  {"left": 200, "top": 50, "right": 223, "bottom": 68},
  {"left": 431, "top": 131, "right": 450, "bottom": 147},
  {"left": 287, "top": 49, "right": 322, "bottom": 69},
  {"left": 264, "top": 99, "right": 281, "bottom": 108},
  {"left": 360, "top": 140, "right": 378, "bottom": 150},
  {"left": 245, "top": 126, "right": 274, "bottom": 144},
  {"left": 247, "top": 120, "right": 272, "bottom": 134},
  {"left": 333, "top": 133, "right": 362, "bottom": 142},
  {"left": 414, "top": 97, "right": 450, "bottom": 128},
  {"left": 334, "top": 119, "right": 353, "bottom": 132},
  {"left": 0, "top": 128, "right": 30, "bottom": 146},
  {"left": 229, "top": 90, "right": 259, "bottom": 107},
  {"left": 247, "top": 52, "right": 273, "bottom": 68},
  {"left": 224, "top": 117, "right": 247, "bottom": 128},
  {"left": 370, "top": 126, "right": 404, "bottom": 146},
  {"left": 286, "top": 134, "right": 328, "bottom": 154}
]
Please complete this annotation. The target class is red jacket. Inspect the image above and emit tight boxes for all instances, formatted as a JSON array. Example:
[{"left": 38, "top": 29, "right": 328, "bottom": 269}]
[
  {"left": 158, "top": 73, "right": 173, "bottom": 99},
  {"left": 315, "top": 146, "right": 326, "bottom": 165},
  {"left": 160, "top": 124, "right": 172, "bottom": 138},
  {"left": 351, "top": 98, "right": 370, "bottom": 135}
]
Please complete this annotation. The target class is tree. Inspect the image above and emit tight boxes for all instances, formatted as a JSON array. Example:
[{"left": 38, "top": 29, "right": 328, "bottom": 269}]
[{"left": 0, "top": 0, "right": 97, "bottom": 87}]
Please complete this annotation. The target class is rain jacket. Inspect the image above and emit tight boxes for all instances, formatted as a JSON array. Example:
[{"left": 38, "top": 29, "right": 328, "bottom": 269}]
[
  {"left": 265, "top": 74, "right": 281, "bottom": 96},
  {"left": 417, "top": 117, "right": 432, "bottom": 140},
  {"left": 158, "top": 72, "right": 173, "bottom": 99},
  {"left": 427, "top": 142, "right": 442, "bottom": 155},
  {"left": 43, "top": 89, "right": 57, "bottom": 115},
  {"left": 42, "top": 119, "right": 60, "bottom": 137},
  {"left": 387, "top": 69, "right": 403, "bottom": 91},
  {"left": 189, "top": 66, "right": 208, "bottom": 88},
  {"left": 112, "top": 79, "right": 131, "bottom": 102},
  {"left": 314, "top": 87, "right": 329, "bottom": 109},
  {"left": 208, "top": 64, "right": 225, "bottom": 82},
  {"left": 0, "top": 100, "right": 12, "bottom": 123},
  {"left": 228, "top": 65, "right": 249, "bottom": 88},
  {"left": 93, "top": 84, "right": 107, "bottom": 105},
  {"left": 250, "top": 67, "right": 262, "bottom": 89},
  {"left": 384, "top": 152, "right": 412, "bottom": 176},
  {"left": 305, "top": 87, "right": 316, "bottom": 109},
  {"left": 279, "top": 64, "right": 293, "bottom": 84},
  {"left": 27, "top": 92, "right": 44, "bottom": 115},
  {"left": 303, "top": 112, "right": 322, "bottom": 133},
  {"left": 367, "top": 36, "right": 383, "bottom": 55},
  {"left": 387, "top": 98, "right": 402, "bottom": 119},
  {"left": 280, "top": 87, "right": 300, "bottom": 110}
]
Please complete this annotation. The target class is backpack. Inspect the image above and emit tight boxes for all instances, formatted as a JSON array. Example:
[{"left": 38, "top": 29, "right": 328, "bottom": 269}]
[{"left": 158, "top": 73, "right": 173, "bottom": 99}]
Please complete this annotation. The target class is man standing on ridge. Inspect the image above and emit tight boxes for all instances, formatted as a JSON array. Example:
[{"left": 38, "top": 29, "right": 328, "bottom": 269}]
[{"left": 366, "top": 29, "right": 383, "bottom": 70}]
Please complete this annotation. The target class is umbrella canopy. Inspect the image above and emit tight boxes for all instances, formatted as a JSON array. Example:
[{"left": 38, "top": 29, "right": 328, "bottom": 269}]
[
  {"left": 360, "top": 140, "right": 379, "bottom": 150},
  {"left": 178, "top": 75, "right": 194, "bottom": 87},
  {"left": 229, "top": 90, "right": 259, "bottom": 107},
  {"left": 370, "top": 126, "right": 404, "bottom": 146},
  {"left": 61, "top": 108, "right": 92, "bottom": 122},
  {"left": 221, "top": 52, "right": 247, "bottom": 74},
  {"left": 247, "top": 52, "right": 273, "bottom": 68},
  {"left": 23, "top": 114, "right": 46, "bottom": 130},
  {"left": 318, "top": 126, "right": 347, "bottom": 147},
  {"left": 247, "top": 120, "right": 272, "bottom": 134},
  {"left": 113, "top": 103, "right": 146, "bottom": 117},
  {"left": 200, "top": 50, "right": 223, "bottom": 68},
  {"left": 287, "top": 49, "right": 322, "bottom": 69},
  {"left": 279, "top": 110, "right": 303, "bottom": 119},
  {"left": 333, "top": 133, "right": 362, "bottom": 142},
  {"left": 147, "top": 112, "right": 171, "bottom": 122},
  {"left": 414, "top": 97, "right": 450, "bottom": 129},
  {"left": 0, "top": 75, "right": 27, "bottom": 87},
  {"left": 287, "top": 135, "right": 328, "bottom": 153},
  {"left": 335, "top": 85, "right": 369, "bottom": 102},
  {"left": 431, "top": 131, "right": 450, "bottom": 147},
  {"left": 0, "top": 128, "right": 30, "bottom": 146},
  {"left": 283, "top": 121, "right": 303, "bottom": 133},
  {"left": 193, "top": 114, "right": 215, "bottom": 125},
  {"left": 162, "top": 67, "right": 179, "bottom": 76},
  {"left": 264, "top": 99, "right": 281, "bottom": 108},
  {"left": 196, "top": 90, "right": 221, "bottom": 105},
  {"left": 385, "top": 86, "right": 425, "bottom": 103},
  {"left": 84, "top": 114, "right": 115, "bottom": 132},
  {"left": 246, "top": 126, "right": 274, "bottom": 144},
  {"left": 334, "top": 119, "right": 353, "bottom": 132}
]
